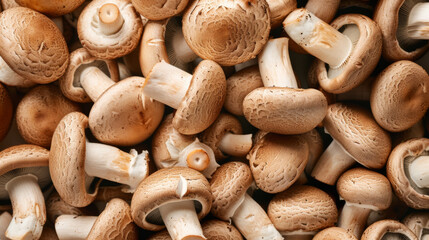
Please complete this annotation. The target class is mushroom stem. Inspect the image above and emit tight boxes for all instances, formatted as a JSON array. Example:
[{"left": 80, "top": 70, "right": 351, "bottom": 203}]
[
  {"left": 338, "top": 204, "right": 371, "bottom": 239},
  {"left": 5, "top": 174, "right": 46, "bottom": 240},
  {"left": 80, "top": 66, "right": 115, "bottom": 101},
  {"left": 234, "top": 58, "right": 258, "bottom": 72},
  {"left": 0, "top": 56, "right": 35, "bottom": 87},
  {"left": 232, "top": 194, "right": 283, "bottom": 240},
  {"left": 0, "top": 212, "right": 12, "bottom": 240},
  {"left": 55, "top": 215, "right": 97, "bottom": 240},
  {"left": 311, "top": 140, "right": 355, "bottom": 185},
  {"left": 283, "top": 8, "right": 352, "bottom": 68},
  {"left": 407, "top": 3, "right": 429, "bottom": 39},
  {"left": 159, "top": 200, "right": 206, "bottom": 240},
  {"left": 178, "top": 139, "right": 219, "bottom": 178},
  {"left": 84, "top": 141, "right": 149, "bottom": 192},
  {"left": 143, "top": 61, "right": 192, "bottom": 109},
  {"left": 218, "top": 133, "right": 253, "bottom": 157},
  {"left": 98, "top": 3, "right": 124, "bottom": 35},
  {"left": 408, "top": 155, "right": 429, "bottom": 188}
]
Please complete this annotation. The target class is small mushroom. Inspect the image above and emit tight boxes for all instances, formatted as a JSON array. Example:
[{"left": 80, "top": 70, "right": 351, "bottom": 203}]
[
  {"left": 402, "top": 211, "right": 429, "bottom": 239},
  {"left": 361, "top": 220, "right": 418, "bottom": 240},
  {"left": 15, "top": 0, "right": 85, "bottom": 16},
  {"left": 132, "top": 0, "right": 189, "bottom": 20},
  {"left": 306, "top": 0, "right": 341, "bottom": 23},
  {"left": 0, "top": 83, "right": 12, "bottom": 142},
  {"left": 0, "top": 212, "right": 12, "bottom": 240},
  {"left": 313, "top": 227, "right": 358, "bottom": 240}
]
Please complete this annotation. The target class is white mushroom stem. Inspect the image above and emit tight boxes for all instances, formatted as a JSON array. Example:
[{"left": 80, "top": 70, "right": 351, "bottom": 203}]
[
  {"left": 5, "top": 174, "right": 46, "bottom": 240},
  {"left": 338, "top": 203, "right": 372, "bottom": 239},
  {"left": 218, "top": 133, "right": 253, "bottom": 157},
  {"left": 80, "top": 66, "right": 115, "bottom": 102},
  {"left": 55, "top": 215, "right": 97, "bottom": 240},
  {"left": 143, "top": 61, "right": 192, "bottom": 109},
  {"left": 0, "top": 212, "right": 12, "bottom": 240},
  {"left": 177, "top": 139, "right": 219, "bottom": 178},
  {"left": 408, "top": 155, "right": 429, "bottom": 188},
  {"left": 159, "top": 201, "right": 205, "bottom": 240},
  {"left": 258, "top": 38, "right": 298, "bottom": 88},
  {"left": 0, "top": 56, "right": 35, "bottom": 87},
  {"left": 84, "top": 141, "right": 149, "bottom": 193},
  {"left": 283, "top": 8, "right": 352, "bottom": 68},
  {"left": 232, "top": 194, "right": 283, "bottom": 240},
  {"left": 407, "top": 3, "right": 429, "bottom": 39},
  {"left": 171, "top": 29, "right": 198, "bottom": 64},
  {"left": 98, "top": 3, "right": 124, "bottom": 35}
]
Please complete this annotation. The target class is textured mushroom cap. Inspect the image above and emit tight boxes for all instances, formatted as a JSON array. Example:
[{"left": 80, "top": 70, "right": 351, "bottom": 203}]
[
  {"left": 371, "top": 61, "right": 429, "bottom": 132},
  {"left": 182, "top": 0, "right": 271, "bottom": 66},
  {"left": 0, "top": 7, "right": 69, "bottom": 83},
  {"left": 361, "top": 220, "right": 418, "bottom": 240},
  {"left": 131, "top": 167, "right": 212, "bottom": 231},
  {"left": 266, "top": 0, "right": 296, "bottom": 28},
  {"left": 243, "top": 87, "right": 327, "bottom": 135},
  {"left": 60, "top": 48, "right": 120, "bottom": 103},
  {"left": 89, "top": 77, "right": 164, "bottom": 146},
  {"left": 268, "top": 185, "right": 338, "bottom": 232},
  {"left": 387, "top": 138, "right": 429, "bottom": 209},
  {"left": 15, "top": 0, "right": 85, "bottom": 16},
  {"left": 49, "top": 112, "right": 101, "bottom": 207},
  {"left": 88, "top": 198, "right": 138, "bottom": 240},
  {"left": 301, "top": 129, "right": 324, "bottom": 174},
  {"left": 313, "top": 227, "right": 358, "bottom": 240},
  {"left": 224, "top": 66, "right": 263, "bottom": 116},
  {"left": 402, "top": 211, "right": 429, "bottom": 239},
  {"left": 210, "top": 162, "right": 253, "bottom": 220},
  {"left": 337, "top": 168, "right": 392, "bottom": 210},
  {"left": 308, "top": 14, "right": 382, "bottom": 94},
  {"left": 132, "top": 0, "right": 189, "bottom": 20},
  {"left": 173, "top": 60, "right": 226, "bottom": 135},
  {"left": 78, "top": 0, "right": 143, "bottom": 59},
  {"left": 46, "top": 191, "right": 88, "bottom": 223},
  {"left": 324, "top": 103, "right": 391, "bottom": 169},
  {"left": 247, "top": 133, "right": 308, "bottom": 194},
  {"left": 0, "top": 83, "right": 12, "bottom": 141},
  {"left": 16, "top": 85, "right": 81, "bottom": 148}
]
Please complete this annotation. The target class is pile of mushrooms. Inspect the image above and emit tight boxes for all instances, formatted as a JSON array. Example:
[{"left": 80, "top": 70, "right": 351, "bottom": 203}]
[{"left": 1, "top": 0, "right": 429, "bottom": 239}]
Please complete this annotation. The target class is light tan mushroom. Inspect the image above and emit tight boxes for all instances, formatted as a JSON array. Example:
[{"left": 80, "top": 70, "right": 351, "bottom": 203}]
[
  {"left": 0, "top": 83, "right": 12, "bottom": 142},
  {"left": 15, "top": 0, "right": 85, "bottom": 16},
  {"left": 132, "top": 0, "right": 189, "bottom": 20},
  {"left": 1, "top": 0, "right": 19, "bottom": 10},
  {"left": 0, "top": 212, "right": 12, "bottom": 240},
  {"left": 313, "top": 227, "right": 358, "bottom": 240},
  {"left": 306, "top": 0, "right": 341, "bottom": 23},
  {"left": 266, "top": 0, "right": 296, "bottom": 28},
  {"left": 361, "top": 220, "right": 418, "bottom": 240},
  {"left": 0, "top": 56, "right": 35, "bottom": 87},
  {"left": 402, "top": 211, "right": 429, "bottom": 239}
]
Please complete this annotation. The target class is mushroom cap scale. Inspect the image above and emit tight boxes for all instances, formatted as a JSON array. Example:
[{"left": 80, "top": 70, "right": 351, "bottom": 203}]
[
  {"left": 15, "top": 0, "right": 86, "bottom": 17},
  {"left": 0, "top": 83, "right": 12, "bottom": 142},
  {"left": 361, "top": 220, "right": 418, "bottom": 240},
  {"left": 132, "top": 0, "right": 189, "bottom": 20}
]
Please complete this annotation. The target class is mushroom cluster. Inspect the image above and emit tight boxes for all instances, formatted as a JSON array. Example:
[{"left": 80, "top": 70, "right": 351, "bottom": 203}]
[{"left": 0, "top": 0, "right": 429, "bottom": 239}]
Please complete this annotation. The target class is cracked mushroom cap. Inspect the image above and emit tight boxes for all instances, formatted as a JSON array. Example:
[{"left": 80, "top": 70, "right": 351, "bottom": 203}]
[
  {"left": 182, "top": 0, "right": 271, "bottom": 66},
  {"left": 0, "top": 7, "right": 69, "bottom": 84},
  {"left": 371, "top": 60, "right": 429, "bottom": 132},
  {"left": 132, "top": 0, "right": 189, "bottom": 20},
  {"left": 313, "top": 227, "right": 358, "bottom": 240},
  {"left": 387, "top": 138, "right": 429, "bottom": 209},
  {"left": 0, "top": 83, "right": 12, "bottom": 142},
  {"left": 210, "top": 162, "right": 253, "bottom": 220},
  {"left": 15, "top": 0, "right": 85, "bottom": 16},
  {"left": 324, "top": 103, "right": 391, "bottom": 169},
  {"left": 268, "top": 185, "right": 338, "bottom": 234},
  {"left": 131, "top": 167, "right": 212, "bottom": 231},
  {"left": 402, "top": 211, "right": 429, "bottom": 239},
  {"left": 361, "top": 220, "right": 418, "bottom": 240},
  {"left": 247, "top": 133, "right": 308, "bottom": 194}
]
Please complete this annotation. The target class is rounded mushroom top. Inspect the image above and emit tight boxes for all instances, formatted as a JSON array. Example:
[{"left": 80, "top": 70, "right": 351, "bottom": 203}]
[
  {"left": 131, "top": 167, "right": 212, "bottom": 231},
  {"left": 210, "top": 161, "right": 253, "bottom": 220},
  {"left": 46, "top": 191, "right": 89, "bottom": 223},
  {"left": 324, "top": 103, "right": 391, "bottom": 169},
  {"left": 0, "top": 7, "right": 69, "bottom": 84},
  {"left": 268, "top": 185, "right": 338, "bottom": 232},
  {"left": 361, "top": 220, "right": 418, "bottom": 240},
  {"left": 313, "top": 227, "right": 358, "bottom": 240},
  {"left": 182, "top": 0, "right": 271, "bottom": 66},
  {"left": 132, "top": 0, "right": 189, "bottom": 20},
  {"left": 0, "top": 83, "right": 12, "bottom": 142},
  {"left": 15, "top": 0, "right": 86, "bottom": 16},
  {"left": 337, "top": 168, "right": 392, "bottom": 210},
  {"left": 402, "top": 211, "right": 429, "bottom": 239}
]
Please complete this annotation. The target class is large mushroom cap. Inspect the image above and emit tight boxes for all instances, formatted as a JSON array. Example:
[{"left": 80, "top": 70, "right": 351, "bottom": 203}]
[
  {"left": 182, "top": 0, "right": 271, "bottom": 66},
  {"left": 0, "top": 83, "right": 12, "bottom": 142},
  {"left": 0, "top": 7, "right": 69, "bottom": 84},
  {"left": 313, "top": 227, "right": 358, "bottom": 240},
  {"left": 361, "top": 220, "right": 418, "bottom": 240},
  {"left": 15, "top": 0, "right": 85, "bottom": 16},
  {"left": 132, "top": 0, "right": 189, "bottom": 20}
]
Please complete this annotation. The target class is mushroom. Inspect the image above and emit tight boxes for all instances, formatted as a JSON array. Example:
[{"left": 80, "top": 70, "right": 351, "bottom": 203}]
[
  {"left": 182, "top": 0, "right": 271, "bottom": 66},
  {"left": 265, "top": 0, "right": 296, "bottom": 28},
  {"left": 0, "top": 212, "right": 12, "bottom": 240},
  {"left": 302, "top": 129, "right": 324, "bottom": 176},
  {"left": 313, "top": 227, "right": 358, "bottom": 240},
  {"left": 55, "top": 198, "right": 138, "bottom": 240},
  {"left": 284, "top": 9, "right": 382, "bottom": 93},
  {"left": 49, "top": 112, "right": 150, "bottom": 207},
  {"left": 337, "top": 168, "right": 393, "bottom": 239},
  {"left": 0, "top": 56, "right": 36, "bottom": 87},
  {"left": 306, "top": 0, "right": 341, "bottom": 23},
  {"left": 386, "top": 138, "right": 429, "bottom": 209},
  {"left": 77, "top": 0, "right": 143, "bottom": 59},
  {"left": 15, "top": 0, "right": 85, "bottom": 16},
  {"left": 371, "top": 60, "right": 429, "bottom": 132},
  {"left": 361, "top": 220, "right": 418, "bottom": 240},
  {"left": 131, "top": 167, "right": 212, "bottom": 240},
  {"left": 311, "top": 103, "right": 391, "bottom": 185},
  {"left": 1, "top": 0, "right": 19, "bottom": 10},
  {"left": 367, "top": 193, "right": 409, "bottom": 226},
  {"left": 143, "top": 60, "right": 226, "bottom": 135},
  {"left": 392, "top": 121, "right": 426, "bottom": 147},
  {"left": 46, "top": 191, "right": 95, "bottom": 224},
  {"left": 402, "top": 211, "right": 429, "bottom": 239},
  {"left": 0, "top": 83, "right": 12, "bottom": 142},
  {"left": 132, "top": 0, "right": 189, "bottom": 20},
  {"left": 210, "top": 161, "right": 283, "bottom": 239},
  {"left": 95, "top": 186, "right": 133, "bottom": 203},
  {"left": 63, "top": 0, "right": 90, "bottom": 28},
  {"left": 268, "top": 185, "right": 338, "bottom": 239}
]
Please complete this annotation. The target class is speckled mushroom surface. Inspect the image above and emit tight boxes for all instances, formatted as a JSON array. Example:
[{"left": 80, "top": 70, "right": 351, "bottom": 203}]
[
  {"left": 0, "top": 83, "right": 12, "bottom": 142},
  {"left": 0, "top": 7, "right": 69, "bottom": 84},
  {"left": 313, "top": 227, "right": 358, "bottom": 240},
  {"left": 182, "top": 0, "right": 271, "bottom": 66},
  {"left": 132, "top": 0, "right": 189, "bottom": 20},
  {"left": 15, "top": 0, "right": 86, "bottom": 16},
  {"left": 361, "top": 220, "right": 418, "bottom": 240}
]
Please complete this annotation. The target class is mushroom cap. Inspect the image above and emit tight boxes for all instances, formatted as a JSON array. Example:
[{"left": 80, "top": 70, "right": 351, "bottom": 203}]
[
  {"left": 371, "top": 60, "right": 429, "bottom": 132},
  {"left": 301, "top": 129, "right": 324, "bottom": 174},
  {"left": 46, "top": 191, "right": 91, "bottom": 223},
  {"left": 60, "top": 48, "right": 120, "bottom": 103},
  {"left": 224, "top": 65, "right": 263, "bottom": 116},
  {"left": 337, "top": 168, "right": 392, "bottom": 210},
  {"left": 77, "top": 0, "right": 143, "bottom": 59},
  {"left": 49, "top": 112, "right": 101, "bottom": 207},
  {"left": 0, "top": 83, "right": 12, "bottom": 141},
  {"left": 361, "top": 220, "right": 418, "bottom": 240},
  {"left": 15, "top": 0, "right": 85, "bottom": 16},
  {"left": 313, "top": 227, "right": 358, "bottom": 240},
  {"left": 210, "top": 161, "right": 253, "bottom": 220},
  {"left": 308, "top": 14, "right": 382, "bottom": 94},
  {"left": 0, "top": 7, "right": 69, "bottom": 84},
  {"left": 243, "top": 87, "right": 327, "bottom": 135},
  {"left": 132, "top": 0, "right": 189, "bottom": 20},
  {"left": 386, "top": 138, "right": 429, "bottom": 209},
  {"left": 402, "top": 211, "right": 429, "bottom": 239},
  {"left": 131, "top": 167, "right": 212, "bottom": 231},
  {"left": 305, "top": 0, "right": 340, "bottom": 23},
  {"left": 173, "top": 60, "right": 226, "bottom": 135},
  {"left": 16, "top": 85, "right": 81, "bottom": 148},
  {"left": 247, "top": 133, "right": 308, "bottom": 194},
  {"left": 266, "top": 0, "right": 297, "bottom": 28},
  {"left": 1, "top": 0, "right": 20, "bottom": 10},
  {"left": 324, "top": 103, "right": 391, "bottom": 169},
  {"left": 88, "top": 198, "right": 138, "bottom": 240},
  {"left": 89, "top": 76, "right": 164, "bottom": 146},
  {"left": 182, "top": 0, "right": 271, "bottom": 66},
  {"left": 268, "top": 185, "right": 338, "bottom": 232}
]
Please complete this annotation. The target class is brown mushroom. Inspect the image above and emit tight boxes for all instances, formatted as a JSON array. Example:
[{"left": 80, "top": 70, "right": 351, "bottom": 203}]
[
  {"left": 46, "top": 191, "right": 95, "bottom": 224},
  {"left": 132, "top": 0, "right": 189, "bottom": 20},
  {"left": 266, "top": 0, "right": 296, "bottom": 28},
  {"left": 313, "top": 227, "right": 358, "bottom": 240},
  {"left": 306, "top": 0, "right": 341, "bottom": 23},
  {"left": 361, "top": 220, "right": 418, "bottom": 240},
  {"left": 0, "top": 83, "right": 12, "bottom": 142},
  {"left": 0, "top": 212, "right": 12, "bottom": 240},
  {"left": 15, "top": 0, "right": 85, "bottom": 16},
  {"left": 0, "top": 0, "right": 19, "bottom": 10},
  {"left": 367, "top": 193, "right": 409, "bottom": 226},
  {"left": 0, "top": 56, "right": 36, "bottom": 87},
  {"left": 402, "top": 211, "right": 429, "bottom": 239},
  {"left": 95, "top": 186, "right": 133, "bottom": 203}
]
